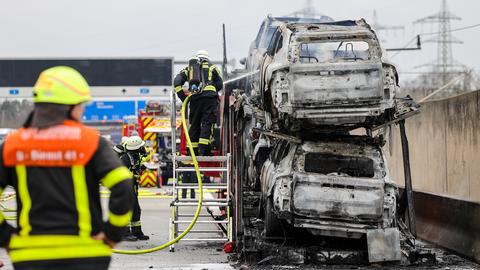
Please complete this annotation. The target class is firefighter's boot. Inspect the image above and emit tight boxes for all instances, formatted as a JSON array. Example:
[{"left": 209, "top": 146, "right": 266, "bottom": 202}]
[
  {"left": 131, "top": 223, "right": 150, "bottom": 241},
  {"left": 122, "top": 226, "right": 138, "bottom": 242}
]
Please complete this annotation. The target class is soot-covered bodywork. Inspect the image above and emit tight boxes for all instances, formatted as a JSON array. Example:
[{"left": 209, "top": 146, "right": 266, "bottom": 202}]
[
  {"left": 261, "top": 139, "right": 397, "bottom": 238},
  {"left": 253, "top": 136, "right": 401, "bottom": 262},
  {"left": 230, "top": 17, "right": 418, "bottom": 263},
  {"left": 254, "top": 19, "right": 399, "bottom": 130}
]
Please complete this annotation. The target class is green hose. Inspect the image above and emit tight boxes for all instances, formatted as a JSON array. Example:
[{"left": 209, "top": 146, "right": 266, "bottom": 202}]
[{"left": 113, "top": 94, "right": 203, "bottom": 254}]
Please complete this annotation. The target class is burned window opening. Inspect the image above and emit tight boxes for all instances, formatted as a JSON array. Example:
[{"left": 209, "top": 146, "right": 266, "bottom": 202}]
[{"left": 304, "top": 153, "right": 375, "bottom": 177}]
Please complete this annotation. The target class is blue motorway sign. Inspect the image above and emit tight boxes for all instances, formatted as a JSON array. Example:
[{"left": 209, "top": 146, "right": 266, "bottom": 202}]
[
  {"left": 9, "top": 89, "right": 19, "bottom": 95},
  {"left": 139, "top": 88, "right": 150, "bottom": 94},
  {"left": 83, "top": 100, "right": 146, "bottom": 122}
]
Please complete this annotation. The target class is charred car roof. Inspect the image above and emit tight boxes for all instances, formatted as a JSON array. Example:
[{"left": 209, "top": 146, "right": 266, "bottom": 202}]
[{"left": 286, "top": 19, "right": 378, "bottom": 40}]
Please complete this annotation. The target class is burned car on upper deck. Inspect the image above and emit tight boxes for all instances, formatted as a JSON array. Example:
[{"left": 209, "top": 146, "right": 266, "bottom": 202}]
[{"left": 252, "top": 19, "right": 400, "bottom": 131}]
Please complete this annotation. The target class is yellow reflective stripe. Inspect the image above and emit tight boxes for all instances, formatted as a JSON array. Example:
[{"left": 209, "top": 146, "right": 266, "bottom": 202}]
[
  {"left": 108, "top": 211, "right": 132, "bottom": 227},
  {"left": 183, "top": 69, "right": 188, "bottom": 76},
  {"left": 208, "top": 65, "right": 215, "bottom": 81},
  {"left": 188, "top": 67, "right": 193, "bottom": 80},
  {"left": 175, "top": 86, "right": 183, "bottom": 93},
  {"left": 204, "top": 85, "right": 216, "bottom": 91},
  {"left": 191, "top": 142, "right": 199, "bottom": 148},
  {"left": 199, "top": 138, "right": 210, "bottom": 145},
  {"left": 101, "top": 166, "right": 132, "bottom": 189},
  {"left": 72, "top": 165, "right": 91, "bottom": 238},
  {"left": 10, "top": 235, "right": 103, "bottom": 249},
  {"left": 131, "top": 221, "right": 141, "bottom": 227},
  {"left": 16, "top": 166, "right": 31, "bottom": 236},
  {"left": 10, "top": 245, "right": 112, "bottom": 263},
  {"left": 0, "top": 188, "right": 4, "bottom": 224}
]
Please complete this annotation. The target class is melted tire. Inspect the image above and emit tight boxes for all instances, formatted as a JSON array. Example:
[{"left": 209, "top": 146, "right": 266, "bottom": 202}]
[{"left": 264, "top": 198, "right": 283, "bottom": 237}]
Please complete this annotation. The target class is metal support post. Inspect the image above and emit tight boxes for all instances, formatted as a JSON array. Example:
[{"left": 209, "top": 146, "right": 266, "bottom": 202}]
[{"left": 399, "top": 120, "right": 417, "bottom": 237}]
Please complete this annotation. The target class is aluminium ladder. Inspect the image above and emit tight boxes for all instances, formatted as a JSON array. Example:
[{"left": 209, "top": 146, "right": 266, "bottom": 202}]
[{"left": 168, "top": 90, "right": 232, "bottom": 252}]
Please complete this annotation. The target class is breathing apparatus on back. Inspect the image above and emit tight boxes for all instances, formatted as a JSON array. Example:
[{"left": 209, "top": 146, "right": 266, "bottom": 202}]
[
  {"left": 188, "top": 57, "right": 203, "bottom": 94},
  {"left": 188, "top": 50, "right": 210, "bottom": 95}
]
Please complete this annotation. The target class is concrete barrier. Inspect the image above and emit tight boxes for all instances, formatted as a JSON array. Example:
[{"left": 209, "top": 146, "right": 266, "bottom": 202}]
[
  {"left": 386, "top": 90, "right": 480, "bottom": 261},
  {"left": 388, "top": 90, "right": 480, "bottom": 202}
]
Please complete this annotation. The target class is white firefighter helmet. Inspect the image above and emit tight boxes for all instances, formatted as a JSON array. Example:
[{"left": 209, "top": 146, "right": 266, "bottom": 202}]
[
  {"left": 196, "top": 50, "right": 209, "bottom": 61},
  {"left": 125, "top": 136, "right": 146, "bottom": 151}
]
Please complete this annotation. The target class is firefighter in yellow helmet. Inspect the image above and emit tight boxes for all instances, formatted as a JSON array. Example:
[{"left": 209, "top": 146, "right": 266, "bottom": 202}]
[
  {"left": 174, "top": 50, "right": 223, "bottom": 156},
  {"left": 0, "top": 66, "right": 134, "bottom": 270}
]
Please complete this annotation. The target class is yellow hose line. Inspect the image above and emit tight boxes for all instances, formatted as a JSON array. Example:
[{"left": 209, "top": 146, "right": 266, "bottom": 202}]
[{"left": 113, "top": 94, "right": 203, "bottom": 254}]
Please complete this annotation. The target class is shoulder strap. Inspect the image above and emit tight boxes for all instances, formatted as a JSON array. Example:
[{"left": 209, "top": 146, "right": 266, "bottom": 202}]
[{"left": 126, "top": 152, "right": 135, "bottom": 167}]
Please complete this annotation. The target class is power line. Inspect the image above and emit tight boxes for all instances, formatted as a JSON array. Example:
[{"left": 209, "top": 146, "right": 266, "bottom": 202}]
[
  {"left": 413, "top": 0, "right": 461, "bottom": 87},
  {"left": 389, "top": 36, "right": 418, "bottom": 59},
  {"left": 419, "top": 23, "right": 480, "bottom": 36},
  {"left": 387, "top": 22, "right": 480, "bottom": 59}
]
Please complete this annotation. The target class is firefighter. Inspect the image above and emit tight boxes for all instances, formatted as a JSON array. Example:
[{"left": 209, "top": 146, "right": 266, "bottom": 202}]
[
  {"left": 120, "top": 136, "right": 150, "bottom": 241},
  {"left": 174, "top": 50, "right": 223, "bottom": 156},
  {"left": 0, "top": 66, "right": 134, "bottom": 270}
]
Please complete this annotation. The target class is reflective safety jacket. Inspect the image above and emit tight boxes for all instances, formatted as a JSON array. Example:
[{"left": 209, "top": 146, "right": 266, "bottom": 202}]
[
  {"left": 0, "top": 120, "right": 134, "bottom": 265},
  {"left": 174, "top": 61, "right": 223, "bottom": 102}
]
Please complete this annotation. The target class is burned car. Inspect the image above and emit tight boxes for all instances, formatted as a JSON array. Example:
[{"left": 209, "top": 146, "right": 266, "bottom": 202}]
[
  {"left": 253, "top": 19, "right": 399, "bottom": 130},
  {"left": 228, "top": 17, "right": 419, "bottom": 264},
  {"left": 258, "top": 137, "right": 400, "bottom": 261}
]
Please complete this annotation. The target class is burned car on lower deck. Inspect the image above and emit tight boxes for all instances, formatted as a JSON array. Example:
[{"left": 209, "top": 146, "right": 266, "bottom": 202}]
[
  {"left": 252, "top": 19, "right": 400, "bottom": 131},
  {"left": 258, "top": 136, "right": 400, "bottom": 261}
]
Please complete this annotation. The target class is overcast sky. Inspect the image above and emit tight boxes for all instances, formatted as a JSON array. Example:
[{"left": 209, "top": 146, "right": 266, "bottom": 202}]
[{"left": 0, "top": 0, "right": 477, "bottom": 81}]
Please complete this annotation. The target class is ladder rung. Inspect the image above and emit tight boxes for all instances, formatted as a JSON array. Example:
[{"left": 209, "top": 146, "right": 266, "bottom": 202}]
[
  {"left": 176, "top": 167, "right": 227, "bottom": 172},
  {"left": 178, "top": 230, "right": 225, "bottom": 234},
  {"left": 177, "top": 214, "right": 212, "bottom": 217},
  {"left": 177, "top": 198, "right": 228, "bottom": 203},
  {"left": 173, "top": 202, "right": 229, "bottom": 207},
  {"left": 174, "top": 185, "right": 227, "bottom": 189},
  {"left": 174, "top": 220, "right": 229, "bottom": 224},
  {"left": 175, "top": 156, "right": 229, "bottom": 162},
  {"left": 180, "top": 238, "right": 228, "bottom": 241}
]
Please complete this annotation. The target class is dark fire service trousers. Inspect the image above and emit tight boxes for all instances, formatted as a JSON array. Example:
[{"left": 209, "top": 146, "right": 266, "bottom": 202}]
[
  {"left": 131, "top": 179, "right": 142, "bottom": 227},
  {"left": 14, "top": 257, "right": 110, "bottom": 270},
  {"left": 188, "top": 96, "right": 218, "bottom": 156}
]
